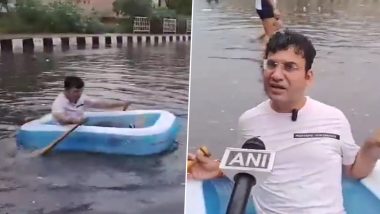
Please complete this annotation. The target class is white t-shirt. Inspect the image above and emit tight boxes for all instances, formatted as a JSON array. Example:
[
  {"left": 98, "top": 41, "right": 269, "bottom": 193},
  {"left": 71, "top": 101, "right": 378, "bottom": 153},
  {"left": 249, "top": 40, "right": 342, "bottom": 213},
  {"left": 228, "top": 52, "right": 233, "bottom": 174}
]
[
  {"left": 51, "top": 92, "right": 96, "bottom": 120},
  {"left": 255, "top": 0, "right": 263, "bottom": 10},
  {"left": 255, "top": 0, "right": 277, "bottom": 10},
  {"left": 237, "top": 97, "right": 360, "bottom": 214}
]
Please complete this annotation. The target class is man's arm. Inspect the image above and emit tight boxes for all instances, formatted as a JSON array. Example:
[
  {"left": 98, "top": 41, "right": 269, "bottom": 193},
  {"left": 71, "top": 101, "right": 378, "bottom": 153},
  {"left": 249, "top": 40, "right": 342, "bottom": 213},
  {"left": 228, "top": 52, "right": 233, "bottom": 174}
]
[
  {"left": 52, "top": 112, "right": 84, "bottom": 124},
  {"left": 52, "top": 112, "right": 71, "bottom": 124},
  {"left": 84, "top": 96, "right": 131, "bottom": 110},
  {"left": 344, "top": 131, "right": 380, "bottom": 179},
  {"left": 52, "top": 97, "right": 74, "bottom": 124}
]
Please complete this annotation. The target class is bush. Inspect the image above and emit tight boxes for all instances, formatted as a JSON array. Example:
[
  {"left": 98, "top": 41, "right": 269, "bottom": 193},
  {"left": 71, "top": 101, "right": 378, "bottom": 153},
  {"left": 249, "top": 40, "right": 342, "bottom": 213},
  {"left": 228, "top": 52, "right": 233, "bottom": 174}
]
[
  {"left": 43, "top": 1, "right": 84, "bottom": 33},
  {"left": 15, "top": 0, "right": 44, "bottom": 22},
  {"left": 14, "top": 0, "right": 47, "bottom": 31},
  {"left": 113, "top": 0, "right": 152, "bottom": 18},
  {"left": 0, "top": 14, "right": 36, "bottom": 33},
  {"left": 0, "top": 0, "right": 109, "bottom": 33},
  {"left": 149, "top": 8, "right": 177, "bottom": 34},
  {"left": 0, "top": 0, "right": 191, "bottom": 34},
  {"left": 176, "top": 16, "right": 189, "bottom": 34},
  {"left": 83, "top": 16, "right": 107, "bottom": 34},
  {"left": 165, "top": 0, "right": 192, "bottom": 16},
  {"left": 116, "top": 18, "right": 133, "bottom": 33},
  {"left": 152, "top": 8, "right": 176, "bottom": 19},
  {"left": 177, "top": 0, "right": 192, "bottom": 16}
]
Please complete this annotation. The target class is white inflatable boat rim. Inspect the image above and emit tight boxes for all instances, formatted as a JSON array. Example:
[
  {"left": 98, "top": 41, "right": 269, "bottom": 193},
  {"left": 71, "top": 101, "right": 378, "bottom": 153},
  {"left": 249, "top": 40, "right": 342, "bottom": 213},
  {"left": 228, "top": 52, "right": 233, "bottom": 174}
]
[{"left": 20, "top": 110, "right": 176, "bottom": 136}]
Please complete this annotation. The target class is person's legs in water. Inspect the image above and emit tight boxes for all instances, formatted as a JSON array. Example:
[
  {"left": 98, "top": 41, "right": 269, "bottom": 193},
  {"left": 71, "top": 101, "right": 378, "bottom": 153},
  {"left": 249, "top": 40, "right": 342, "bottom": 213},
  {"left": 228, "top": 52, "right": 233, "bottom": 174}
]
[
  {"left": 262, "top": 18, "right": 282, "bottom": 44},
  {"left": 256, "top": 0, "right": 282, "bottom": 44}
]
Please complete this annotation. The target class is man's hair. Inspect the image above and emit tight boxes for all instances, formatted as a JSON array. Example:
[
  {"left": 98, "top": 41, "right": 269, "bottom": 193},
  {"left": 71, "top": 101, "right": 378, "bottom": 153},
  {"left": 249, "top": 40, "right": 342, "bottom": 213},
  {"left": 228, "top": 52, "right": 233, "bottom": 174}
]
[
  {"left": 64, "top": 76, "right": 84, "bottom": 90},
  {"left": 264, "top": 30, "right": 316, "bottom": 71}
]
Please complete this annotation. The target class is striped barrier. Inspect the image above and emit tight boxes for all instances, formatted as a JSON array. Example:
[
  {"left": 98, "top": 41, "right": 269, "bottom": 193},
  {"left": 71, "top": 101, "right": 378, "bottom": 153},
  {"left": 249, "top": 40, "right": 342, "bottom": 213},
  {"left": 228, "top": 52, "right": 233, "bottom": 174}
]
[{"left": 0, "top": 33, "right": 191, "bottom": 54}]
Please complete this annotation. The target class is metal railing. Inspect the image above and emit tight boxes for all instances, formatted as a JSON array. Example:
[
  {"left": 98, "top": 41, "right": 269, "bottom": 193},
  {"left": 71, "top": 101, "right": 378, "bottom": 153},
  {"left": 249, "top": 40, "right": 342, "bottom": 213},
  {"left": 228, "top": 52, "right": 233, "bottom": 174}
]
[
  {"left": 186, "top": 19, "right": 191, "bottom": 34},
  {"left": 163, "top": 18, "right": 177, "bottom": 33},
  {"left": 133, "top": 17, "right": 150, "bottom": 33}
]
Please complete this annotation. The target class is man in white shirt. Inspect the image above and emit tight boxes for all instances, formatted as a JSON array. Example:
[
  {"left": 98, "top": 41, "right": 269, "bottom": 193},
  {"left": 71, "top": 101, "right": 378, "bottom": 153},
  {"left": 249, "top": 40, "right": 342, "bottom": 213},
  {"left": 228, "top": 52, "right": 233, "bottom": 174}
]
[
  {"left": 52, "top": 76, "right": 131, "bottom": 125},
  {"left": 187, "top": 30, "right": 380, "bottom": 213}
]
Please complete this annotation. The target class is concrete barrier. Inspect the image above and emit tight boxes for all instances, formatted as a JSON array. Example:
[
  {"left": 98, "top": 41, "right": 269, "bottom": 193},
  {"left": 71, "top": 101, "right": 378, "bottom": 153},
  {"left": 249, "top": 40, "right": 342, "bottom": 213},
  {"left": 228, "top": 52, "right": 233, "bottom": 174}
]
[{"left": 0, "top": 33, "right": 191, "bottom": 54}]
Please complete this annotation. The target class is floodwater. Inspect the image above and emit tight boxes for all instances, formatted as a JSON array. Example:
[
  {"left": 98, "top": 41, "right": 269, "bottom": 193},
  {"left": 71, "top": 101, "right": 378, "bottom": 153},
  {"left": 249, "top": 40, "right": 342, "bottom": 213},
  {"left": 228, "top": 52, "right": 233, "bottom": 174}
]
[
  {"left": 188, "top": 0, "right": 380, "bottom": 156},
  {"left": 0, "top": 43, "right": 189, "bottom": 213}
]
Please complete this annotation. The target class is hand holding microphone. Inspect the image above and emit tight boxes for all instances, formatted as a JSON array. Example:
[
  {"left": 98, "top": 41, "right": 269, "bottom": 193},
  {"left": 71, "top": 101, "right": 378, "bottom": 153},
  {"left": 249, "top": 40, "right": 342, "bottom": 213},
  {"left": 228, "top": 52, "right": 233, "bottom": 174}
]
[
  {"left": 187, "top": 138, "right": 276, "bottom": 214},
  {"left": 220, "top": 137, "right": 276, "bottom": 214},
  {"left": 187, "top": 146, "right": 211, "bottom": 171}
]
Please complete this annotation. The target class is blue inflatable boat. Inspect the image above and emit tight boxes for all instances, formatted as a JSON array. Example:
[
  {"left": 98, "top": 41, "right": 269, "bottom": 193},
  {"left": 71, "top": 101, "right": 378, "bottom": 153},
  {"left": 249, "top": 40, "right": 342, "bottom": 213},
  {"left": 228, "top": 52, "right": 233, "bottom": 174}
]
[
  {"left": 185, "top": 162, "right": 380, "bottom": 214},
  {"left": 16, "top": 110, "right": 181, "bottom": 155}
]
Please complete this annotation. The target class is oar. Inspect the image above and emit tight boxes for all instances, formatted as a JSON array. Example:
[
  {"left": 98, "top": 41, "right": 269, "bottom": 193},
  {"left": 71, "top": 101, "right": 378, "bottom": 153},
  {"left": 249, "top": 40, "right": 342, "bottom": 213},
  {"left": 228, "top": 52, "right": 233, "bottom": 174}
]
[
  {"left": 32, "top": 119, "right": 86, "bottom": 157},
  {"left": 119, "top": 101, "right": 146, "bottom": 128},
  {"left": 122, "top": 102, "right": 129, "bottom": 111}
]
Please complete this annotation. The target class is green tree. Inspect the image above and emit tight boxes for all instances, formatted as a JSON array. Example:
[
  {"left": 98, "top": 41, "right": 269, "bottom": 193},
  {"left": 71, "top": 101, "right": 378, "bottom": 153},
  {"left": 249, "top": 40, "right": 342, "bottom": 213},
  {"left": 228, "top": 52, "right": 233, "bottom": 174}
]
[
  {"left": 165, "top": 0, "right": 192, "bottom": 15},
  {"left": 1, "top": 0, "right": 106, "bottom": 33},
  {"left": 15, "top": 0, "right": 47, "bottom": 25},
  {"left": 44, "top": 1, "right": 84, "bottom": 33},
  {"left": 112, "top": 0, "right": 153, "bottom": 18}
]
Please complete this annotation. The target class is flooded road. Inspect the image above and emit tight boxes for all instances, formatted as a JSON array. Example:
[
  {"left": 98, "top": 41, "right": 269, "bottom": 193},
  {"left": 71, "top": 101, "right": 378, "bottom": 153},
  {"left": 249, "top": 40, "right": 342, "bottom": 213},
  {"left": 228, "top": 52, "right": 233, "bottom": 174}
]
[
  {"left": 188, "top": 0, "right": 380, "bottom": 156},
  {"left": 0, "top": 43, "right": 189, "bottom": 213}
]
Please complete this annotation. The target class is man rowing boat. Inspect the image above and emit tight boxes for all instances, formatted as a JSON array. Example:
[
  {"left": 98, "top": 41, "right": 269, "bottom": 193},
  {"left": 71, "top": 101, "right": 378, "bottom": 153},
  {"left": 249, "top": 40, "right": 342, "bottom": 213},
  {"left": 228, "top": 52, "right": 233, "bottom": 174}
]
[{"left": 52, "top": 76, "right": 131, "bottom": 125}]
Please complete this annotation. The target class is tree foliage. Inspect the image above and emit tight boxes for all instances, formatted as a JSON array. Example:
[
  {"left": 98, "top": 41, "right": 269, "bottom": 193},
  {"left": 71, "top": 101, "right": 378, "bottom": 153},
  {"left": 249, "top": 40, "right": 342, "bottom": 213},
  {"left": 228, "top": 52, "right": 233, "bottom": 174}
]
[
  {"left": 112, "top": 0, "right": 152, "bottom": 18},
  {"left": 0, "top": 0, "right": 105, "bottom": 33},
  {"left": 165, "top": 0, "right": 192, "bottom": 15}
]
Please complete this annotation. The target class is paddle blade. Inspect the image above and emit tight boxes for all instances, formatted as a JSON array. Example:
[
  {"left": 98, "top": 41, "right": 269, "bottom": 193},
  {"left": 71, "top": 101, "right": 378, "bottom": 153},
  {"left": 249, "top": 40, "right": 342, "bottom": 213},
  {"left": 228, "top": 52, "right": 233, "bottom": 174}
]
[{"left": 36, "top": 122, "right": 83, "bottom": 157}]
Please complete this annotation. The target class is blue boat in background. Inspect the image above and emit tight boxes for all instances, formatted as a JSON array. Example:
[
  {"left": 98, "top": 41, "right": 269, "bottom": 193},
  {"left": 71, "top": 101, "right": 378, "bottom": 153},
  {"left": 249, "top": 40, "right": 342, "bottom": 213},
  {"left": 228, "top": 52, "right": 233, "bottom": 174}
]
[{"left": 17, "top": 110, "right": 181, "bottom": 155}]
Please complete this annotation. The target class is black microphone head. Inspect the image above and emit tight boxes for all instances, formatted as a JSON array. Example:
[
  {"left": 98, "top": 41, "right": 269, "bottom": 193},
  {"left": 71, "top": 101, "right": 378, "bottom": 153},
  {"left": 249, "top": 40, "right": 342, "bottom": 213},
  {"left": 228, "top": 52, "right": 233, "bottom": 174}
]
[
  {"left": 291, "top": 109, "right": 298, "bottom": 122},
  {"left": 242, "top": 137, "right": 266, "bottom": 150}
]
